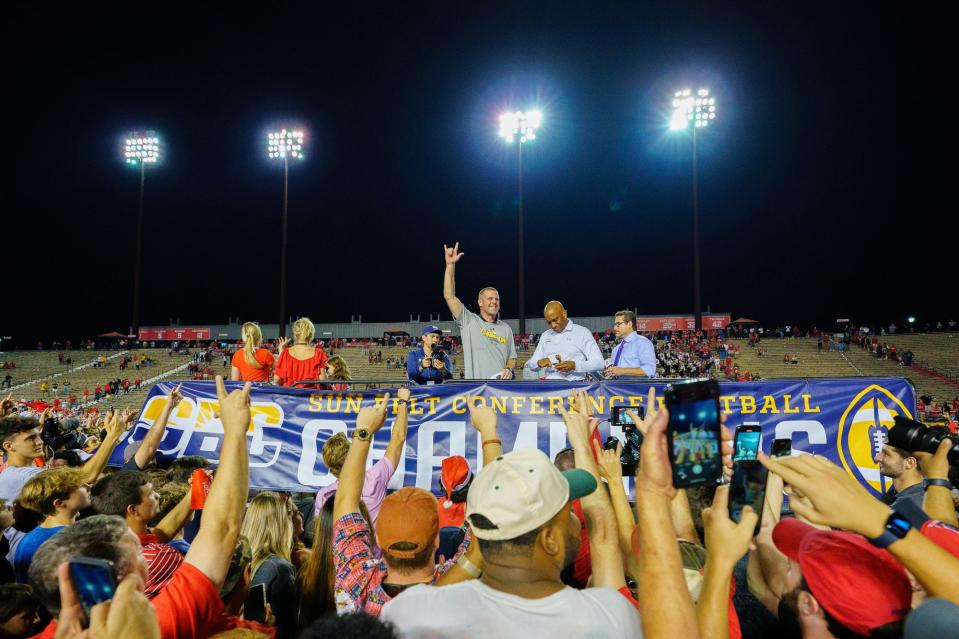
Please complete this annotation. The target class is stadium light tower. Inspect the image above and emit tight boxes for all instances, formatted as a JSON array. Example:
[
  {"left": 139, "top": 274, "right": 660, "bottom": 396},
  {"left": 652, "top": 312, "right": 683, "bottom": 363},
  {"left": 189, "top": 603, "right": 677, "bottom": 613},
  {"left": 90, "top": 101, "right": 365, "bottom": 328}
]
[
  {"left": 669, "top": 88, "right": 716, "bottom": 331},
  {"left": 498, "top": 109, "right": 542, "bottom": 336},
  {"left": 123, "top": 131, "right": 161, "bottom": 340},
  {"left": 267, "top": 128, "right": 306, "bottom": 338}
]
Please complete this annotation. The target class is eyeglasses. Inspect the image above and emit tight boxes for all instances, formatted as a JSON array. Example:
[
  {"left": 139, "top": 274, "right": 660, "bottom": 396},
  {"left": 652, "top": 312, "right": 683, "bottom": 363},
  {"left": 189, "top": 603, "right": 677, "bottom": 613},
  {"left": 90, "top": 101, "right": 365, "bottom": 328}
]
[{"left": 613, "top": 321, "right": 627, "bottom": 327}]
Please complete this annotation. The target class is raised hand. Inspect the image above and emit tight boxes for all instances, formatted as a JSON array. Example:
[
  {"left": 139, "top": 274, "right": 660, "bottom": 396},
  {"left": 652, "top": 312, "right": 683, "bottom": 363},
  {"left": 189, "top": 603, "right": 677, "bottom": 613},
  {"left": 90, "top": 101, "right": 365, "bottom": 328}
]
[
  {"left": 593, "top": 438, "right": 624, "bottom": 484},
  {"left": 356, "top": 393, "right": 391, "bottom": 435},
  {"left": 396, "top": 387, "right": 411, "bottom": 401},
  {"left": 703, "top": 485, "right": 758, "bottom": 570},
  {"left": 467, "top": 399, "right": 497, "bottom": 437},
  {"left": 215, "top": 375, "right": 252, "bottom": 436},
  {"left": 443, "top": 242, "right": 464, "bottom": 264},
  {"left": 168, "top": 383, "right": 183, "bottom": 408},
  {"left": 635, "top": 403, "right": 675, "bottom": 500},
  {"left": 277, "top": 337, "right": 291, "bottom": 352},
  {"left": 625, "top": 386, "right": 659, "bottom": 437},
  {"left": 558, "top": 391, "right": 591, "bottom": 445},
  {"left": 759, "top": 452, "right": 891, "bottom": 538}
]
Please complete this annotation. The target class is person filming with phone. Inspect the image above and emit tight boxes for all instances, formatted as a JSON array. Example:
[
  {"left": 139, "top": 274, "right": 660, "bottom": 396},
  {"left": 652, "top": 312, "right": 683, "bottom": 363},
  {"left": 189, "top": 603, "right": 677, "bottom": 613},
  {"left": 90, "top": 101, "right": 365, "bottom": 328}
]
[
  {"left": 603, "top": 310, "right": 657, "bottom": 379},
  {"left": 407, "top": 325, "right": 454, "bottom": 385},
  {"left": 525, "top": 301, "right": 604, "bottom": 381}
]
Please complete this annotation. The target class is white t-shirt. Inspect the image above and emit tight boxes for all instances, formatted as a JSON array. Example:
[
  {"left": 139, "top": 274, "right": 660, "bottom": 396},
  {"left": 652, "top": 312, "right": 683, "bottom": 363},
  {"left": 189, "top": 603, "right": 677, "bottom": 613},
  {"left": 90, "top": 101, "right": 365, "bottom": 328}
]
[
  {"left": 380, "top": 579, "right": 642, "bottom": 639},
  {"left": 0, "top": 465, "right": 44, "bottom": 502}
]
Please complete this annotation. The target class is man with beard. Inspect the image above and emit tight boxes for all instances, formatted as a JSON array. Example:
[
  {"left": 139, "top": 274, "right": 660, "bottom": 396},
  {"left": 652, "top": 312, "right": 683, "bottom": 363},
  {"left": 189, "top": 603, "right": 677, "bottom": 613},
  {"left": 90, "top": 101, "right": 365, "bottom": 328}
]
[
  {"left": 875, "top": 443, "right": 926, "bottom": 510},
  {"left": 380, "top": 401, "right": 641, "bottom": 637}
]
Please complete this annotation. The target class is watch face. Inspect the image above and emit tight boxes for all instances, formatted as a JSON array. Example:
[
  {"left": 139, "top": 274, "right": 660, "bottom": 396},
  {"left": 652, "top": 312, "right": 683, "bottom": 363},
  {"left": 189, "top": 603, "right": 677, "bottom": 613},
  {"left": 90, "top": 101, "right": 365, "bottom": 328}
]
[{"left": 888, "top": 513, "right": 912, "bottom": 537}]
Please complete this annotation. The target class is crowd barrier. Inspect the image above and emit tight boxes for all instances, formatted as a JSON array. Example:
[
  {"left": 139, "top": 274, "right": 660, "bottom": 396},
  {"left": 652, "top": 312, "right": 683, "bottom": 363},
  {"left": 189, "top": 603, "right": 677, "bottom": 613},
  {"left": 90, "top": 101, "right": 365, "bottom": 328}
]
[{"left": 109, "top": 377, "right": 916, "bottom": 497}]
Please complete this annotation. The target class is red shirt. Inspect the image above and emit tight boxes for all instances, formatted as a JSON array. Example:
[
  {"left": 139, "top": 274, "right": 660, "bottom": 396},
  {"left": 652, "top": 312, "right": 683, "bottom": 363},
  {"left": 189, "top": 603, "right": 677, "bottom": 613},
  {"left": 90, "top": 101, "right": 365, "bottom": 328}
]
[
  {"left": 140, "top": 531, "right": 184, "bottom": 598},
  {"left": 274, "top": 347, "right": 328, "bottom": 387}
]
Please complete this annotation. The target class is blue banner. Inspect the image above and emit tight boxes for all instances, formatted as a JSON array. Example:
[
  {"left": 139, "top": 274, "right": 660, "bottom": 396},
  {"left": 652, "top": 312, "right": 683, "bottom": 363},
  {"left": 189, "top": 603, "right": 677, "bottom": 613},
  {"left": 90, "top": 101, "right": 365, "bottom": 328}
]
[{"left": 109, "top": 378, "right": 916, "bottom": 497}]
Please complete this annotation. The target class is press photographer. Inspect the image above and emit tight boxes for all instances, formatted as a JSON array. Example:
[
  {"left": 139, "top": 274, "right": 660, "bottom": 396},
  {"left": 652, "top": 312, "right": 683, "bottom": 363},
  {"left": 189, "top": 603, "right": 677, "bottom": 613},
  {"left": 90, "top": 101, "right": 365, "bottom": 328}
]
[{"left": 407, "top": 325, "right": 454, "bottom": 385}]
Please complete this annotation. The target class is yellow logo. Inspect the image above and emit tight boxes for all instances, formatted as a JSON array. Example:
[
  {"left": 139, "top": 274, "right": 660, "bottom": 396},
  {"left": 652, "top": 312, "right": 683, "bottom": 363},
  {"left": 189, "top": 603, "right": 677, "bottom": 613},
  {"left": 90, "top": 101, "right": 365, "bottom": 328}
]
[
  {"left": 480, "top": 329, "right": 507, "bottom": 345},
  {"left": 836, "top": 384, "right": 914, "bottom": 496}
]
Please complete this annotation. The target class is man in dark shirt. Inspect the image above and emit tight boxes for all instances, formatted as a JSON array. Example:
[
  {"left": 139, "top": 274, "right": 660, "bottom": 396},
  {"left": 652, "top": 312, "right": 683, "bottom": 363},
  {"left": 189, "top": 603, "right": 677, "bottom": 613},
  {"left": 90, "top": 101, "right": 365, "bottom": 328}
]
[
  {"left": 406, "top": 326, "right": 453, "bottom": 385},
  {"left": 876, "top": 443, "right": 925, "bottom": 510}
]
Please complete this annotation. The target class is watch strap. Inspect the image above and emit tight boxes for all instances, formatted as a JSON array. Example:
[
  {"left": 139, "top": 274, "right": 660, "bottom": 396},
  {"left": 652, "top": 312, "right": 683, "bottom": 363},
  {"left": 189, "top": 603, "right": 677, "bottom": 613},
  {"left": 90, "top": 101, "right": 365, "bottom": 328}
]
[
  {"left": 925, "top": 478, "right": 952, "bottom": 490},
  {"left": 868, "top": 500, "right": 930, "bottom": 548},
  {"left": 353, "top": 428, "right": 372, "bottom": 442}
]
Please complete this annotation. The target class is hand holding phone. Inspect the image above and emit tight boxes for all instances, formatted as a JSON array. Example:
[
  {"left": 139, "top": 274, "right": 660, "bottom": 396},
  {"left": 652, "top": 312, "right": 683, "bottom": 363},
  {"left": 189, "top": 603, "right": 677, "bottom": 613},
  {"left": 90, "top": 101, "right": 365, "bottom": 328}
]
[
  {"left": 733, "top": 425, "right": 762, "bottom": 462},
  {"left": 665, "top": 380, "right": 723, "bottom": 488},
  {"left": 68, "top": 557, "right": 117, "bottom": 624},
  {"left": 244, "top": 583, "right": 267, "bottom": 623},
  {"left": 771, "top": 438, "right": 792, "bottom": 457}
]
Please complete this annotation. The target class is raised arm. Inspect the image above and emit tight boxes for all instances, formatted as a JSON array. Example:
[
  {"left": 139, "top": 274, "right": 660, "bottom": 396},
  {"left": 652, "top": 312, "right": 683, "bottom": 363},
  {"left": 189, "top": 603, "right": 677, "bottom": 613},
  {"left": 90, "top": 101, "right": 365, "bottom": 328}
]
[
  {"left": 384, "top": 388, "right": 410, "bottom": 469},
  {"left": 916, "top": 440, "right": 959, "bottom": 527},
  {"left": 443, "top": 243, "right": 465, "bottom": 320},
  {"left": 333, "top": 395, "right": 390, "bottom": 521},
  {"left": 760, "top": 452, "right": 959, "bottom": 607},
  {"left": 133, "top": 385, "right": 181, "bottom": 469},
  {"left": 81, "top": 411, "right": 130, "bottom": 483},
  {"left": 561, "top": 391, "right": 626, "bottom": 589},
  {"left": 697, "top": 486, "right": 757, "bottom": 639},
  {"left": 593, "top": 439, "right": 637, "bottom": 565},
  {"left": 184, "top": 376, "right": 250, "bottom": 588},
  {"left": 467, "top": 400, "right": 503, "bottom": 463},
  {"left": 152, "top": 488, "right": 193, "bottom": 544}
]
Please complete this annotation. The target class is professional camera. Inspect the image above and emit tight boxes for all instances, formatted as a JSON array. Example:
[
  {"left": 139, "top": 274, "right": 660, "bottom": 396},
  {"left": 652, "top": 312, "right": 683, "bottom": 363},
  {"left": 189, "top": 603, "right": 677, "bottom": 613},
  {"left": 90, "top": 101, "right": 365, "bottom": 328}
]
[
  {"left": 605, "top": 426, "right": 644, "bottom": 477},
  {"left": 887, "top": 415, "right": 959, "bottom": 466}
]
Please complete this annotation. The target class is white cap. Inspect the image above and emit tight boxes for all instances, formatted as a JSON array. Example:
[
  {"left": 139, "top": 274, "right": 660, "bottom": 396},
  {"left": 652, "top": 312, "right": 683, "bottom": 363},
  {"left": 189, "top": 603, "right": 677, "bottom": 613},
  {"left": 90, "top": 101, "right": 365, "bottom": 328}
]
[{"left": 466, "top": 448, "right": 597, "bottom": 541}]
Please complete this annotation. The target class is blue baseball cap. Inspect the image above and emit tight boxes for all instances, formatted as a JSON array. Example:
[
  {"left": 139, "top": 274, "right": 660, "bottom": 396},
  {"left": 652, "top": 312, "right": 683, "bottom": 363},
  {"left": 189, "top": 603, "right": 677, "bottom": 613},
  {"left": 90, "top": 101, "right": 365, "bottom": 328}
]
[{"left": 422, "top": 325, "right": 443, "bottom": 336}]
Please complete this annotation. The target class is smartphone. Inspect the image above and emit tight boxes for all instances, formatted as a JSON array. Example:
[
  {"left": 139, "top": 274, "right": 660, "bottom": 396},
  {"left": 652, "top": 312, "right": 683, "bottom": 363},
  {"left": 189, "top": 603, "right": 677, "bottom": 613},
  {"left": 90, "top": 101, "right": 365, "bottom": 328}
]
[
  {"left": 610, "top": 405, "right": 645, "bottom": 427},
  {"left": 727, "top": 461, "right": 768, "bottom": 535},
  {"left": 244, "top": 583, "right": 267, "bottom": 623},
  {"left": 68, "top": 557, "right": 116, "bottom": 623},
  {"left": 733, "top": 425, "right": 762, "bottom": 462},
  {"left": 665, "top": 379, "right": 723, "bottom": 488},
  {"left": 771, "top": 438, "right": 792, "bottom": 457}
]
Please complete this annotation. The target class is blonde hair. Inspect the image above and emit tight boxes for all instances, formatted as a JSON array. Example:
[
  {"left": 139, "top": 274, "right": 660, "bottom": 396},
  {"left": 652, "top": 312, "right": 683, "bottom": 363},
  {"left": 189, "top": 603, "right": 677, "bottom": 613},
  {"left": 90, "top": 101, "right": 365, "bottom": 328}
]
[
  {"left": 241, "top": 322, "right": 264, "bottom": 369},
  {"left": 326, "top": 355, "right": 351, "bottom": 381},
  {"left": 321, "top": 433, "right": 350, "bottom": 476},
  {"left": 19, "top": 467, "right": 87, "bottom": 516},
  {"left": 292, "top": 317, "right": 315, "bottom": 344},
  {"left": 240, "top": 492, "right": 293, "bottom": 577}
]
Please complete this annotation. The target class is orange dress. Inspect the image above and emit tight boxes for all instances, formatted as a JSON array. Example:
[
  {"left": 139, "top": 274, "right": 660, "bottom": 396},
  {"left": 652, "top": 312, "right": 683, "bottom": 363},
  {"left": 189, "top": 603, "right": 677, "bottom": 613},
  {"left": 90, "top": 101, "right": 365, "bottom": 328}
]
[{"left": 231, "top": 348, "right": 275, "bottom": 382}]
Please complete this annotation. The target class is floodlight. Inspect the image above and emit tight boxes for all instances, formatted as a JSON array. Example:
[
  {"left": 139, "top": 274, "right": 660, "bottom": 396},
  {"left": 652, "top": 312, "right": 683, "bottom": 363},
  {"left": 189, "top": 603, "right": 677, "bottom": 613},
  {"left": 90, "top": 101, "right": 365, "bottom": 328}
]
[
  {"left": 668, "top": 89, "right": 717, "bottom": 131},
  {"left": 123, "top": 130, "right": 161, "bottom": 166},
  {"left": 498, "top": 110, "right": 542, "bottom": 144},
  {"left": 267, "top": 128, "right": 306, "bottom": 160}
]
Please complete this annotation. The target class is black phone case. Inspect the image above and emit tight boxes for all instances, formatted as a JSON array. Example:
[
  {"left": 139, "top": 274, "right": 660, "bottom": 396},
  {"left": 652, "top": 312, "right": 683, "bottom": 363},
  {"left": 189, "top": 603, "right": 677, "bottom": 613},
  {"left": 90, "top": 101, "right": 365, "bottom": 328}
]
[{"left": 665, "top": 379, "right": 723, "bottom": 488}]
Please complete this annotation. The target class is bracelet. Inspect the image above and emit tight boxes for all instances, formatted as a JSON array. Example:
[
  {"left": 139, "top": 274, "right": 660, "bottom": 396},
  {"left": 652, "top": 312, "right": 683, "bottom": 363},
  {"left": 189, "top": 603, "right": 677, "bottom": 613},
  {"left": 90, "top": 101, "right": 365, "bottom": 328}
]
[
  {"left": 925, "top": 478, "right": 953, "bottom": 490},
  {"left": 456, "top": 555, "right": 482, "bottom": 578},
  {"left": 482, "top": 439, "right": 502, "bottom": 447}
]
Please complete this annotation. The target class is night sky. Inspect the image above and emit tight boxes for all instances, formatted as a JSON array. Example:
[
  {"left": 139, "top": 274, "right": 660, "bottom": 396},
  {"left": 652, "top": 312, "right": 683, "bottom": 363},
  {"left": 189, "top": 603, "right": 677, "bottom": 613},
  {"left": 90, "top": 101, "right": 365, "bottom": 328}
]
[{"left": 5, "top": 3, "right": 920, "bottom": 345}]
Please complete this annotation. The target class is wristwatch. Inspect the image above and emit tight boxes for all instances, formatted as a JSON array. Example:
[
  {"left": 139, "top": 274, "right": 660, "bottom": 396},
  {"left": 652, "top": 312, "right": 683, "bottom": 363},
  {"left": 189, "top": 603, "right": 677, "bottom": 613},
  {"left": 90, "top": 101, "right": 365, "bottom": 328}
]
[
  {"left": 867, "top": 500, "right": 930, "bottom": 548},
  {"left": 353, "top": 428, "right": 372, "bottom": 442},
  {"left": 925, "top": 478, "right": 953, "bottom": 490}
]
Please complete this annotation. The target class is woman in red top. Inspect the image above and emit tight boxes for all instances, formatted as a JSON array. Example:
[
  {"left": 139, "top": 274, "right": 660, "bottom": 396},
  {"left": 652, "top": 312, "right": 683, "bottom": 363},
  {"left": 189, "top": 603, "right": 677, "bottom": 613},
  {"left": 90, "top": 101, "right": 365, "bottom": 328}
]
[
  {"left": 273, "top": 317, "right": 327, "bottom": 387},
  {"left": 231, "top": 322, "right": 275, "bottom": 383}
]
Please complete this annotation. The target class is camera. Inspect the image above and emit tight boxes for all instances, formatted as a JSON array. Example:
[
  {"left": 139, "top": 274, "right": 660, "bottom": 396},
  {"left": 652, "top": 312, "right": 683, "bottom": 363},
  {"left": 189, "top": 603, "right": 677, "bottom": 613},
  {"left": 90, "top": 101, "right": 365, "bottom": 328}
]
[
  {"left": 887, "top": 415, "right": 959, "bottom": 466},
  {"left": 605, "top": 425, "right": 644, "bottom": 476}
]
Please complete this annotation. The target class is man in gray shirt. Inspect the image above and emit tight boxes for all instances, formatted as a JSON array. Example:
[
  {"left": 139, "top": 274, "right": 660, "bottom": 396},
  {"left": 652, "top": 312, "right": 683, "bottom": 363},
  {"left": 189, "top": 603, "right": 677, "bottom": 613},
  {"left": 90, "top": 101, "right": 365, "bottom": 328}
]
[
  {"left": 876, "top": 443, "right": 925, "bottom": 511},
  {"left": 443, "top": 243, "right": 516, "bottom": 379}
]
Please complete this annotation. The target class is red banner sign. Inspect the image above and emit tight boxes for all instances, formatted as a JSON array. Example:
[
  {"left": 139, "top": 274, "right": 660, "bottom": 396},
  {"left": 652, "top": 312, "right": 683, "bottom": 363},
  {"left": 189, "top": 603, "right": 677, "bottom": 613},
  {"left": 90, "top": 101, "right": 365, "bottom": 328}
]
[
  {"left": 138, "top": 328, "right": 211, "bottom": 341},
  {"left": 634, "top": 314, "right": 731, "bottom": 332}
]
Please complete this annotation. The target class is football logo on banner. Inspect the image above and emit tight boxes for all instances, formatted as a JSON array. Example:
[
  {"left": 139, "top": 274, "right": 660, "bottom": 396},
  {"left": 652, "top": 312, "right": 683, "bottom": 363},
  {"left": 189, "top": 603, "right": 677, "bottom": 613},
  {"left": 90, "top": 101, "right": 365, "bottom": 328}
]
[{"left": 836, "top": 384, "right": 914, "bottom": 496}]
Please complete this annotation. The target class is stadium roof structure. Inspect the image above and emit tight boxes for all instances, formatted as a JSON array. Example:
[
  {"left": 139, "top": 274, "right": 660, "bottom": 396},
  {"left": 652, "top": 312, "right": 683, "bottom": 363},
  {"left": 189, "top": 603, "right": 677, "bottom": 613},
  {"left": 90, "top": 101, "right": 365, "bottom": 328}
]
[
  {"left": 730, "top": 318, "right": 759, "bottom": 324},
  {"left": 98, "top": 331, "right": 127, "bottom": 338}
]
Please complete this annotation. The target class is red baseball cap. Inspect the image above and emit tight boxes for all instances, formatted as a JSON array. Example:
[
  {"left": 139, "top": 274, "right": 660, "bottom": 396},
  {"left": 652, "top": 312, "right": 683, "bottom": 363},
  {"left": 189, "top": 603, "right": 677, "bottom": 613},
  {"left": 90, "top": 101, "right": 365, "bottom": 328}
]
[{"left": 772, "top": 518, "right": 911, "bottom": 636}]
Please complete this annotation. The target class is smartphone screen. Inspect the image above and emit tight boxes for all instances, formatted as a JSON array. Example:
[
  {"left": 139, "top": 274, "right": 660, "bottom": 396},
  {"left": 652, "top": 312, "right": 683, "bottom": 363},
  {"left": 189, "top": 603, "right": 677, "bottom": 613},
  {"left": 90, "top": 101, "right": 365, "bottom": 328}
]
[
  {"left": 610, "top": 405, "right": 645, "bottom": 426},
  {"left": 245, "top": 583, "right": 267, "bottom": 623},
  {"left": 733, "top": 426, "right": 761, "bottom": 462},
  {"left": 728, "top": 461, "right": 768, "bottom": 535},
  {"left": 771, "top": 438, "right": 792, "bottom": 457},
  {"left": 666, "top": 381, "right": 723, "bottom": 488},
  {"left": 69, "top": 558, "right": 116, "bottom": 622}
]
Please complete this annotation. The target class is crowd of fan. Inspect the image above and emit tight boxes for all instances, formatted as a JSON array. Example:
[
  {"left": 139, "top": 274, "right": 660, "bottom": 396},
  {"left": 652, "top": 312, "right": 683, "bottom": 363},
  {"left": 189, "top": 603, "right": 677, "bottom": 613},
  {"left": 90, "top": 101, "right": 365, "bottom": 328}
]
[{"left": 1, "top": 370, "right": 958, "bottom": 638}]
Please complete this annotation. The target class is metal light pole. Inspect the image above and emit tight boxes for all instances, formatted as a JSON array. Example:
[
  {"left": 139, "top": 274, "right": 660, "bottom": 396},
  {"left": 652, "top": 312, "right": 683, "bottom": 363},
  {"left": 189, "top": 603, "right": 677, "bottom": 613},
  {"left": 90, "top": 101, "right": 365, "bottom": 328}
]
[
  {"left": 499, "top": 110, "right": 542, "bottom": 336},
  {"left": 670, "top": 89, "right": 716, "bottom": 331},
  {"left": 268, "top": 128, "right": 305, "bottom": 338},
  {"left": 123, "top": 132, "right": 160, "bottom": 339}
]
